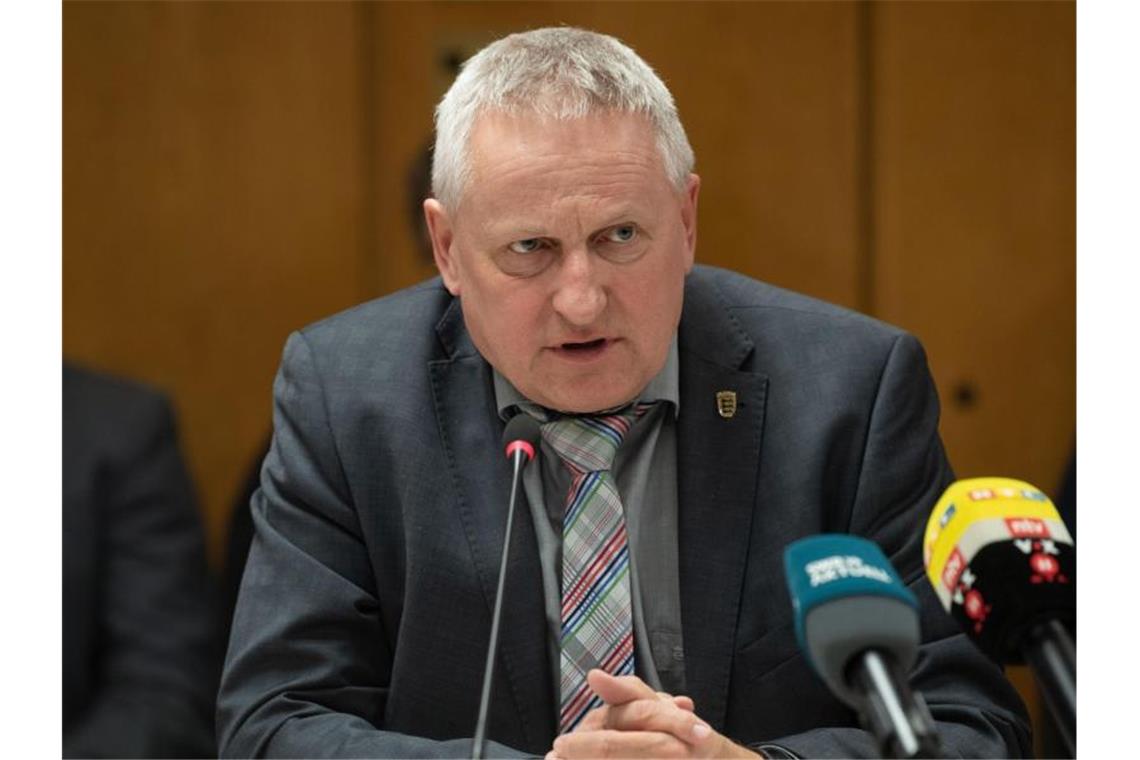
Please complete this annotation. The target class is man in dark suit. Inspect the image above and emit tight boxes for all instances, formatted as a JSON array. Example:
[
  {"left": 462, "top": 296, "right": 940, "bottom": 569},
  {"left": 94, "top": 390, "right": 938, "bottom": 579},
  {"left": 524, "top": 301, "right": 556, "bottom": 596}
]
[
  {"left": 218, "top": 28, "right": 1030, "bottom": 758},
  {"left": 63, "top": 364, "right": 217, "bottom": 758}
]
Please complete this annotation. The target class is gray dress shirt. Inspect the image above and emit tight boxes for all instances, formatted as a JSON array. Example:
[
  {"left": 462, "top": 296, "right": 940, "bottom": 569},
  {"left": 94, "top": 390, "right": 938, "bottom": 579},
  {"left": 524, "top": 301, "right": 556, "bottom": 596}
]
[{"left": 493, "top": 338, "right": 686, "bottom": 711}]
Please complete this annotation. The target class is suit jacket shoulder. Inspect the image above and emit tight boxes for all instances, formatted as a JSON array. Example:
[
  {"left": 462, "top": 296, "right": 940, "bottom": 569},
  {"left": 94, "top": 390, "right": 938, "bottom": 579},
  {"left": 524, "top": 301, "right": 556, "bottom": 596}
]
[
  {"left": 298, "top": 278, "right": 463, "bottom": 364},
  {"left": 684, "top": 265, "right": 905, "bottom": 368}
]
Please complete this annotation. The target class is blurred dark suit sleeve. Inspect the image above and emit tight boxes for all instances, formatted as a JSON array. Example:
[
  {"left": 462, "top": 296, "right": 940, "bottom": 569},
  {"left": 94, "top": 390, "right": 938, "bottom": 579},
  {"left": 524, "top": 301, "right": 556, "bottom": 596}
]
[{"left": 63, "top": 366, "right": 217, "bottom": 758}]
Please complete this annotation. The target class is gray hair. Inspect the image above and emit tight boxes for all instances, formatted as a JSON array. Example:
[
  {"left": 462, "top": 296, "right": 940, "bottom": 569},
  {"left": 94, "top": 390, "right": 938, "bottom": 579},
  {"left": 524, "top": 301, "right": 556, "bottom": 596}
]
[{"left": 431, "top": 27, "right": 695, "bottom": 210}]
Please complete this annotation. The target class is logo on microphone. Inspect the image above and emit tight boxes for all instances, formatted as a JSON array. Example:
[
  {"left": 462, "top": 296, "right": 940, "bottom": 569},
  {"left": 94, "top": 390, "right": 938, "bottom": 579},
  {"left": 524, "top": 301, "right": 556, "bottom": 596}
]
[
  {"left": 1005, "top": 517, "right": 1051, "bottom": 539},
  {"left": 947, "top": 565, "right": 991, "bottom": 633},
  {"left": 941, "top": 548, "right": 966, "bottom": 592},
  {"left": 1029, "top": 552, "right": 1064, "bottom": 583},
  {"left": 1013, "top": 537, "right": 1069, "bottom": 584},
  {"left": 806, "top": 555, "right": 892, "bottom": 587},
  {"left": 962, "top": 588, "right": 992, "bottom": 633}
]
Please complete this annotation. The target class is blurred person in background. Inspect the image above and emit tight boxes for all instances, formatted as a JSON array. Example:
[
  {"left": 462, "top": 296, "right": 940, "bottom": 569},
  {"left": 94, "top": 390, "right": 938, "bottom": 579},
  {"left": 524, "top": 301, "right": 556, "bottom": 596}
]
[{"left": 63, "top": 363, "right": 217, "bottom": 758}]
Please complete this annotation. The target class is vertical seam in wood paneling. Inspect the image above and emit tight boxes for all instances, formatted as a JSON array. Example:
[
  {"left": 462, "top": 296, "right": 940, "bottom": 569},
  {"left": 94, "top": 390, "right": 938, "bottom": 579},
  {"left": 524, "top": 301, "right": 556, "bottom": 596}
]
[
  {"left": 358, "top": 2, "right": 380, "bottom": 302},
  {"left": 856, "top": 1, "right": 877, "bottom": 317}
]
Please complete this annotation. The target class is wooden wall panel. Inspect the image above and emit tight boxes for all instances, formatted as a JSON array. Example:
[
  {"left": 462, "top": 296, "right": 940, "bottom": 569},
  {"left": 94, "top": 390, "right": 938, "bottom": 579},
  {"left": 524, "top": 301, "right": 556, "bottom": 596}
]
[
  {"left": 870, "top": 5, "right": 1075, "bottom": 747},
  {"left": 64, "top": 3, "right": 1075, "bottom": 634},
  {"left": 871, "top": 1, "right": 1075, "bottom": 497},
  {"left": 63, "top": 2, "right": 372, "bottom": 562},
  {"left": 369, "top": 2, "right": 862, "bottom": 309},
  {"left": 63, "top": 1, "right": 1073, "bottom": 746}
]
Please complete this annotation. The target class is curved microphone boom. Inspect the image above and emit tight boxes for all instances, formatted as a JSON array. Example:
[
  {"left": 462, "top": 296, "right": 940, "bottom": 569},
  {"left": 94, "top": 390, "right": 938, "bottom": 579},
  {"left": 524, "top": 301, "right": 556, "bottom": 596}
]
[
  {"left": 784, "top": 534, "right": 941, "bottom": 759},
  {"left": 923, "top": 477, "right": 1075, "bottom": 754},
  {"left": 472, "top": 415, "right": 541, "bottom": 760}
]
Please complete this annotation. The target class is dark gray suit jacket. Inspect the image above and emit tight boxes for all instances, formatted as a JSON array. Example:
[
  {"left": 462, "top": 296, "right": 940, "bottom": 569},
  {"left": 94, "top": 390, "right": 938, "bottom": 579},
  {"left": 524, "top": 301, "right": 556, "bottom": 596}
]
[{"left": 218, "top": 266, "right": 1031, "bottom": 758}]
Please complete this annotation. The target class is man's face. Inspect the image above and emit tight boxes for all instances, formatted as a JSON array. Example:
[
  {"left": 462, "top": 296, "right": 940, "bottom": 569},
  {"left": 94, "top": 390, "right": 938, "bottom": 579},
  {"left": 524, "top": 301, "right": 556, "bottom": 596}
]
[{"left": 424, "top": 111, "right": 699, "bottom": 413}]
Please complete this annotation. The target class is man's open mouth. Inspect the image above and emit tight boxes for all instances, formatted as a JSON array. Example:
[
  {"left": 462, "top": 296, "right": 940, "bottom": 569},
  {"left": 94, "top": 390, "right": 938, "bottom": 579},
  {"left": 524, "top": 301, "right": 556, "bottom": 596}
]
[{"left": 561, "top": 338, "right": 607, "bottom": 351}]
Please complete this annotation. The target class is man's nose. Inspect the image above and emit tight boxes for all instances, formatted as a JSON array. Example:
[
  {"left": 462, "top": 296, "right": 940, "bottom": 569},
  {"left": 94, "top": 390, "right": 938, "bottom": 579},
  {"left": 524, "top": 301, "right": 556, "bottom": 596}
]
[{"left": 551, "top": 247, "right": 607, "bottom": 327}]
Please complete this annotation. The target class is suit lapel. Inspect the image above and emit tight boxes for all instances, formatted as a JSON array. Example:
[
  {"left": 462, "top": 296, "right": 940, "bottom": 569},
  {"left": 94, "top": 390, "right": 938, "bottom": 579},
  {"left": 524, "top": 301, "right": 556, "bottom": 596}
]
[
  {"left": 676, "top": 274, "right": 769, "bottom": 731},
  {"left": 429, "top": 299, "right": 555, "bottom": 751}
]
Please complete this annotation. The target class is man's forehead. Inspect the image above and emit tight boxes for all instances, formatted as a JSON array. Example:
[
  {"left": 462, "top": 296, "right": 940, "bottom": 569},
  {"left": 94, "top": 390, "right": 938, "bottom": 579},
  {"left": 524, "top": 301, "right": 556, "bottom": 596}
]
[
  {"left": 467, "top": 109, "right": 662, "bottom": 174},
  {"left": 460, "top": 110, "right": 672, "bottom": 225}
]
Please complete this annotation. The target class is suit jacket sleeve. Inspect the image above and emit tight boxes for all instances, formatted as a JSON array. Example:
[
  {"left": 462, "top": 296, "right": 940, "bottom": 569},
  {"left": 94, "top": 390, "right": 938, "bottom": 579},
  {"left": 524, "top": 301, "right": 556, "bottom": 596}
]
[
  {"left": 63, "top": 376, "right": 217, "bottom": 759},
  {"left": 216, "top": 331, "right": 529, "bottom": 758},
  {"left": 763, "top": 334, "right": 1032, "bottom": 758}
]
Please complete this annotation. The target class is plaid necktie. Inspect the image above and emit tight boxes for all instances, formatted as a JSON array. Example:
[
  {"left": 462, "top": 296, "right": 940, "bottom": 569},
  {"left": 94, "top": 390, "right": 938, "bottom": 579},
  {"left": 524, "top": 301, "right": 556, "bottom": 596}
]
[{"left": 541, "top": 403, "right": 651, "bottom": 733}]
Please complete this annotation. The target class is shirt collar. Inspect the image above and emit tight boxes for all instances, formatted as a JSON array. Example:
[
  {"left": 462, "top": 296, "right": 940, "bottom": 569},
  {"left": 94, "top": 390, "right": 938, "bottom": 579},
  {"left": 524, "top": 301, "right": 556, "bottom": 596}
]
[{"left": 493, "top": 335, "right": 680, "bottom": 421}]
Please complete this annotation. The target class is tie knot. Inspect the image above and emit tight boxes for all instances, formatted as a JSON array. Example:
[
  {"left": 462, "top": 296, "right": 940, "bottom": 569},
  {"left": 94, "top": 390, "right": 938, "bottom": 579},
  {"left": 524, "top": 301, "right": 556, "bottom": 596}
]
[{"left": 541, "top": 403, "right": 652, "bottom": 475}]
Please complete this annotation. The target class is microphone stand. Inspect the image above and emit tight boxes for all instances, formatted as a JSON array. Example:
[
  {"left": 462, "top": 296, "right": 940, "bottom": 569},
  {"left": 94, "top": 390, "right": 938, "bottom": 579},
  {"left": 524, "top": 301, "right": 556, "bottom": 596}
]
[
  {"left": 472, "top": 447, "right": 528, "bottom": 760},
  {"left": 848, "top": 650, "right": 942, "bottom": 758},
  {"left": 1023, "top": 619, "right": 1076, "bottom": 755}
]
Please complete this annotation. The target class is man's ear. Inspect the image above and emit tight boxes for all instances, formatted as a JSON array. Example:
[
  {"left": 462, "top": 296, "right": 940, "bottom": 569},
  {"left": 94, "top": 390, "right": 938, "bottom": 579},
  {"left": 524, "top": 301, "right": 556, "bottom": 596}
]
[
  {"left": 424, "top": 198, "right": 461, "bottom": 295},
  {"left": 680, "top": 173, "right": 701, "bottom": 272}
]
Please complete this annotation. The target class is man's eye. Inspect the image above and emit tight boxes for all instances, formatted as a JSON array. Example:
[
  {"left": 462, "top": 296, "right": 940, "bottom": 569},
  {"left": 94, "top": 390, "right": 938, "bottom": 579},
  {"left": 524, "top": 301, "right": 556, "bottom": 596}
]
[
  {"left": 508, "top": 238, "right": 543, "bottom": 254},
  {"left": 604, "top": 225, "right": 637, "bottom": 244}
]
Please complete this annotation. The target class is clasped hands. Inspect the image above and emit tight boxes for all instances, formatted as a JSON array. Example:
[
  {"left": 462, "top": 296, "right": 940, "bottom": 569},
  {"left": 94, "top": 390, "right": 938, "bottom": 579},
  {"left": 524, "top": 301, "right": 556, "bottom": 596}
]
[{"left": 546, "top": 670, "right": 760, "bottom": 759}]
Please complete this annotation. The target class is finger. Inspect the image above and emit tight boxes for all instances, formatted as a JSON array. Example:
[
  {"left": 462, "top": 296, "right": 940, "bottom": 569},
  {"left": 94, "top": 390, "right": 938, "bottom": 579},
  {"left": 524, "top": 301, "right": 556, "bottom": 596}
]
[
  {"left": 603, "top": 697, "right": 712, "bottom": 745},
  {"left": 573, "top": 704, "right": 609, "bottom": 732},
  {"left": 553, "top": 728, "right": 690, "bottom": 759},
  {"left": 655, "top": 690, "right": 695, "bottom": 712},
  {"left": 587, "top": 669, "right": 658, "bottom": 706},
  {"left": 574, "top": 692, "right": 689, "bottom": 734}
]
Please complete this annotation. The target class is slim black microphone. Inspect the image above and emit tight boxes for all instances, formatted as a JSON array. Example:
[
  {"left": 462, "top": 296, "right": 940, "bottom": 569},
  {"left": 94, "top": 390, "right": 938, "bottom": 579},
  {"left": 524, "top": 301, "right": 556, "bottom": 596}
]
[
  {"left": 472, "top": 414, "right": 541, "bottom": 760},
  {"left": 784, "top": 535, "right": 942, "bottom": 758}
]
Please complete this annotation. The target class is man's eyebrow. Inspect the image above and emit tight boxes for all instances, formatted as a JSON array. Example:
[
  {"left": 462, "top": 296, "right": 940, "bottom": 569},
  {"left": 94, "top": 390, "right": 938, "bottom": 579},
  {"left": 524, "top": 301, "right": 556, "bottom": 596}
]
[
  {"left": 477, "top": 216, "right": 546, "bottom": 238},
  {"left": 483, "top": 224, "right": 548, "bottom": 241},
  {"left": 589, "top": 207, "right": 652, "bottom": 233},
  {"left": 479, "top": 203, "right": 652, "bottom": 240}
]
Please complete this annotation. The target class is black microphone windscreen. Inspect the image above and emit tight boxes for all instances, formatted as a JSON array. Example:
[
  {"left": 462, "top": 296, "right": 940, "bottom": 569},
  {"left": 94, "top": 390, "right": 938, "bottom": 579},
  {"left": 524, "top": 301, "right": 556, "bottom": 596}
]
[
  {"left": 502, "top": 414, "right": 541, "bottom": 449},
  {"left": 924, "top": 478, "right": 1075, "bottom": 663},
  {"left": 946, "top": 539, "right": 1075, "bottom": 663}
]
